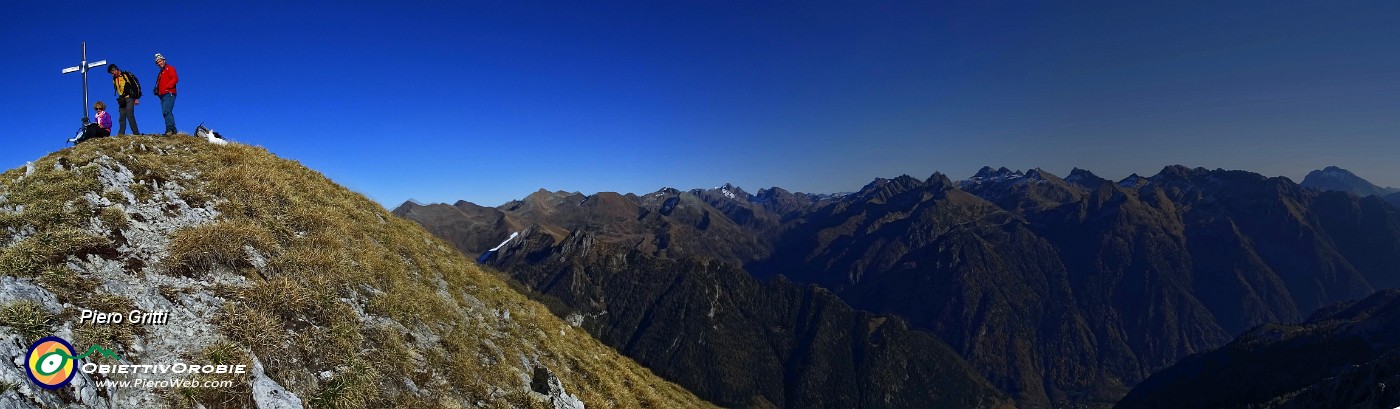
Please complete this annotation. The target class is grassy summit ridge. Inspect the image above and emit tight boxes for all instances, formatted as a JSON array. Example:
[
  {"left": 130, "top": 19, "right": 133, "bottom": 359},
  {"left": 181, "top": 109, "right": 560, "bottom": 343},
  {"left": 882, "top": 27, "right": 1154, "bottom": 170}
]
[{"left": 0, "top": 136, "right": 710, "bottom": 408}]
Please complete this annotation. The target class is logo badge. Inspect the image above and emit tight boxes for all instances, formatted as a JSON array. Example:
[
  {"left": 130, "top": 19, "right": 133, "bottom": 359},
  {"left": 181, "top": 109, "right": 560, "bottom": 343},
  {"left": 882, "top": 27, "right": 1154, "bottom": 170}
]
[{"left": 26, "top": 337, "right": 77, "bottom": 390}]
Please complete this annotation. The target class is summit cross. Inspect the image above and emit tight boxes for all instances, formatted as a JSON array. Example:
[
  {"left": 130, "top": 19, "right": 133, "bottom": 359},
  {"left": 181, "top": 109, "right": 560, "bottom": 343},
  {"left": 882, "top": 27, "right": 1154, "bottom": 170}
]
[{"left": 59, "top": 42, "right": 107, "bottom": 125}]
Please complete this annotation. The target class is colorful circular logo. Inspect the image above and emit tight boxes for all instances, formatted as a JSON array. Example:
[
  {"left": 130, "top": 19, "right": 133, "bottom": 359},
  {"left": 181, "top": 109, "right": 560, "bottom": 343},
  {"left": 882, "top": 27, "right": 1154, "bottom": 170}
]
[{"left": 26, "top": 337, "right": 76, "bottom": 390}]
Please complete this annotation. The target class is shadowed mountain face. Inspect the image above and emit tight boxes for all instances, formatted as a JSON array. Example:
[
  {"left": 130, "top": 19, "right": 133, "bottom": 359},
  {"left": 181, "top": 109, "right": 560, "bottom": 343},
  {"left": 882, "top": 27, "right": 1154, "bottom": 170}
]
[
  {"left": 484, "top": 228, "right": 1012, "bottom": 409},
  {"left": 1301, "top": 166, "right": 1400, "bottom": 198},
  {"left": 1116, "top": 289, "right": 1400, "bottom": 409},
  {"left": 395, "top": 187, "right": 1013, "bottom": 408},
  {"left": 396, "top": 165, "right": 1400, "bottom": 408}
]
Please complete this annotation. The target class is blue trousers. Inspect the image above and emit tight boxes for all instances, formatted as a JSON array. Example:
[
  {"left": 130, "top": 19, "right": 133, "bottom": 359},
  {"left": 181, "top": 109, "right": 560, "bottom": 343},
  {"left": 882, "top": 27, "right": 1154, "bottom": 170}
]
[{"left": 160, "top": 93, "right": 177, "bottom": 134}]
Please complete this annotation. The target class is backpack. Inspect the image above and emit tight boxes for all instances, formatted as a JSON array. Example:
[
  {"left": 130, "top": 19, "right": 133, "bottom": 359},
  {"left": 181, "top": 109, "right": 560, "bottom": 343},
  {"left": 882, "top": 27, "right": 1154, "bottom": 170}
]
[{"left": 124, "top": 72, "right": 143, "bottom": 99}]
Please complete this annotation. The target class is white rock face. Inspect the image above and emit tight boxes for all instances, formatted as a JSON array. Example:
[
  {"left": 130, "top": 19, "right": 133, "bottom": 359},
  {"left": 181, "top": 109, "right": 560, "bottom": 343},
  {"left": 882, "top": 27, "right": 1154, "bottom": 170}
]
[{"left": 250, "top": 357, "right": 303, "bottom": 409}]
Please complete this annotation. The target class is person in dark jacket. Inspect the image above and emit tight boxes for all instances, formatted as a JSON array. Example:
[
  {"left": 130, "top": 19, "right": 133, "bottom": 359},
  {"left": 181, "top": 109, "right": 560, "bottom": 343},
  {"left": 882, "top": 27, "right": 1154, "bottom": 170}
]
[
  {"left": 154, "top": 53, "right": 179, "bottom": 135},
  {"left": 107, "top": 64, "right": 141, "bottom": 135}
]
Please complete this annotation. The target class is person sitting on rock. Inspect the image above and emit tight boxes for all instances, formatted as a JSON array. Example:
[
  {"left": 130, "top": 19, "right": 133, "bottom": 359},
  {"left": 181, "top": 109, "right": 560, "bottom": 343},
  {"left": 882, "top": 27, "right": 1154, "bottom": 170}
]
[
  {"left": 73, "top": 102, "right": 113, "bottom": 144},
  {"left": 93, "top": 101, "right": 112, "bottom": 137}
]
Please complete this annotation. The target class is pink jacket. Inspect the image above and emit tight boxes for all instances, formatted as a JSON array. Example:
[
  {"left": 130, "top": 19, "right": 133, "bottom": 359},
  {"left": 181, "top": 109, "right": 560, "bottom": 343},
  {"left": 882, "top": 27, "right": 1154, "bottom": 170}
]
[{"left": 95, "top": 110, "right": 112, "bottom": 131}]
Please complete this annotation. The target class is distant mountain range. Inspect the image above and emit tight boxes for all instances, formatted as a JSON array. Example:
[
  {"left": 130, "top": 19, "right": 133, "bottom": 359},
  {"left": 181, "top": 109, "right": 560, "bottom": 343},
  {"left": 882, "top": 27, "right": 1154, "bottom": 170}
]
[
  {"left": 1301, "top": 165, "right": 1400, "bottom": 203},
  {"left": 397, "top": 165, "right": 1400, "bottom": 408}
]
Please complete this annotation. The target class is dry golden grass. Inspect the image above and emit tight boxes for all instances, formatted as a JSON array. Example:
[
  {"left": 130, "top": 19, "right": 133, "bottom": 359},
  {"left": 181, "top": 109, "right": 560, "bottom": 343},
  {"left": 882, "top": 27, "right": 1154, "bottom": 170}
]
[
  {"left": 70, "top": 293, "right": 145, "bottom": 354},
  {"left": 164, "top": 220, "right": 278, "bottom": 278},
  {"left": 0, "top": 301, "right": 55, "bottom": 342},
  {"left": 0, "top": 228, "right": 112, "bottom": 277},
  {"left": 0, "top": 136, "right": 713, "bottom": 408},
  {"left": 170, "top": 340, "right": 257, "bottom": 409}
]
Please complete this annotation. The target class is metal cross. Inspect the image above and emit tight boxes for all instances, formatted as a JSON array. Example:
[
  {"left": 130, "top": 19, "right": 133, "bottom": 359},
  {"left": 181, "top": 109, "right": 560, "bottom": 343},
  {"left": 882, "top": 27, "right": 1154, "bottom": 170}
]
[{"left": 60, "top": 42, "right": 107, "bottom": 124}]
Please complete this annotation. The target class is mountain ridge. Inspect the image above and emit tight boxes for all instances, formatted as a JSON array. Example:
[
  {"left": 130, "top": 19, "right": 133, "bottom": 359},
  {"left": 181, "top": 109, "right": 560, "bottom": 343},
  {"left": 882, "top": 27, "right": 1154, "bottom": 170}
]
[{"left": 400, "top": 164, "right": 1400, "bottom": 408}]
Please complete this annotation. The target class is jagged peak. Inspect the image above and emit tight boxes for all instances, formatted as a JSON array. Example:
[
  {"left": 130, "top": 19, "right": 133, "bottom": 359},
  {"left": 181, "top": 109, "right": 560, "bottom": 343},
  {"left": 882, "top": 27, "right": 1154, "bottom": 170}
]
[
  {"left": 973, "top": 166, "right": 998, "bottom": 178},
  {"left": 925, "top": 172, "right": 955, "bottom": 191},
  {"left": 689, "top": 183, "right": 751, "bottom": 201},
  {"left": 857, "top": 175, "right": 925, "bottom": 198},
  {"left": 891, "top": 174, "right": 921, "bottom": 185},
  {"left": 524, "top": 188, "right": 581, "bottom": 201},
  {"left": 1067, "top": 167, "right": 1098, "bottom": 178},
  {"left": 970, "top": 166, "right": 1024, "bottom": 181},
  {"left": 859, "top": 177, "right": 891, "bottom": 193},
  {"left": 717, "top": 183, "right": 750, "bottom": 199},
  {"left": 1151, "top": 165, "right": 1211, "bottom": 181},
  {"left": 1118, "top": 173, "right": 1148, "bottom": 187},
  {"left": 1023, "top": 168, "right": 1051, "bottom": 181},
  {"left": 755, "top": 186, "right": 790, "bottom": 197},
  {"left": 394, "top": 199, "right": 424, "bottom": 212},
  {"left": 524, "top": 188, "right": 554, "bottom": 201},
  {"left": 1151, "top": 166, "right": 1278, "bottom": 189},
  {"left": 1065, "top": 168, "right": 1108, "bottom": 187},
  {"left": 753, "top": 186, "right": 800, "bottom": 203}
]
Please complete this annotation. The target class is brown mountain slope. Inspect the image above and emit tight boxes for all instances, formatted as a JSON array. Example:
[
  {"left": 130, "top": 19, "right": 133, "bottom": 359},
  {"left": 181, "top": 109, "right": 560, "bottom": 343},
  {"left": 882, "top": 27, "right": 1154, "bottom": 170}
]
[{"left": 0, "top": 137, "right": 711, "bottom": 408}]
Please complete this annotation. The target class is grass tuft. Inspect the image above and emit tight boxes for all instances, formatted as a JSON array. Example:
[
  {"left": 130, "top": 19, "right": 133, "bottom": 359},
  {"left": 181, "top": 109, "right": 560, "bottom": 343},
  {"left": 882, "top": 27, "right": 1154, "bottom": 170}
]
[
  {"left": 164, "top": 220, "right": 277, "bottom": 277},
  {"left": 0, "top": 301, "right": 55, "bottom": 343},
  {"left": 176, "top": 341, "right": 256, "bottom": 409},
  {"left": 98, "top": 206, "right": 129, "bottom": 231},
  {"left": 213, "top": 303, "right": 283, "bottom": 356},
  {"left": 129, "top": 182, "right": 154, "bottom": 203},
  {"left": 308, "top": 358, "right": 379, "bottom": 409},
  {"left": 0, "top": 228, "right": 112, "bottom": 277}
]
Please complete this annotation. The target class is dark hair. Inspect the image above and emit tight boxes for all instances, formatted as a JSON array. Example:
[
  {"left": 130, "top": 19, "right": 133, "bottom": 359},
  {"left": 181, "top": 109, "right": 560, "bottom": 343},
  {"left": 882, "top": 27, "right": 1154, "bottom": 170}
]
[{"left": 108, "top": 64, "right": 119, "bottom": 72}]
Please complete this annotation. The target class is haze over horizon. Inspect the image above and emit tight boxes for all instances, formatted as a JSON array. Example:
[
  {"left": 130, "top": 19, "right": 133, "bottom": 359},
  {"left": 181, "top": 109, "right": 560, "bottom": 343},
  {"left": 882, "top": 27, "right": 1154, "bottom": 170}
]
[{"left": 4, "top": 1, "right": 1398, "bottom": 208}]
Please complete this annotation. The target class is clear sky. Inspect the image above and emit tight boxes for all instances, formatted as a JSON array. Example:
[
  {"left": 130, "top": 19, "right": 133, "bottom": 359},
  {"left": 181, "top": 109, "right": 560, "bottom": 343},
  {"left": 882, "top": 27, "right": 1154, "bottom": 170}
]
[{"left": 4, "top": 1, "right": 1398, "bottom": 207}]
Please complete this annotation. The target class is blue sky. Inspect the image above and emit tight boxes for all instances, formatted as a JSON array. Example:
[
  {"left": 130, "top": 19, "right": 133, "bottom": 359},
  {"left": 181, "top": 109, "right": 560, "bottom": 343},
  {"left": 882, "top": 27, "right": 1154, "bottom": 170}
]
[{"left": 4, "top": 1, "right": 1398, "bottom": 207}]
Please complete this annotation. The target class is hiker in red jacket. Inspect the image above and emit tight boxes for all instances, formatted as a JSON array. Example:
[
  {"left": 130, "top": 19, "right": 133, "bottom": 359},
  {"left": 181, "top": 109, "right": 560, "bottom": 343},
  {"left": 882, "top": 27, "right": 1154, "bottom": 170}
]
[{"left": 154, "top": 53, "right": 179, "bottom": 135}]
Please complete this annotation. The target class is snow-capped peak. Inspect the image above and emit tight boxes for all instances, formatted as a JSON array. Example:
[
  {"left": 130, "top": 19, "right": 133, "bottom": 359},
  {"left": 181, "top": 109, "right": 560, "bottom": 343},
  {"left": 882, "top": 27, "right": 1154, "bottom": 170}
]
[{"left": 712, "top": 183, "right": 747, "bottom": 200}]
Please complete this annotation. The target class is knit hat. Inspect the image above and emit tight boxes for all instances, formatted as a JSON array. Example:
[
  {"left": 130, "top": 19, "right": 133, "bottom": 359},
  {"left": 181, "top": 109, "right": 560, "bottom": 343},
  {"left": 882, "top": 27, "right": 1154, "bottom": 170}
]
[{"left": 154, "top": 53, "right": 165, "bottom": 61}]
